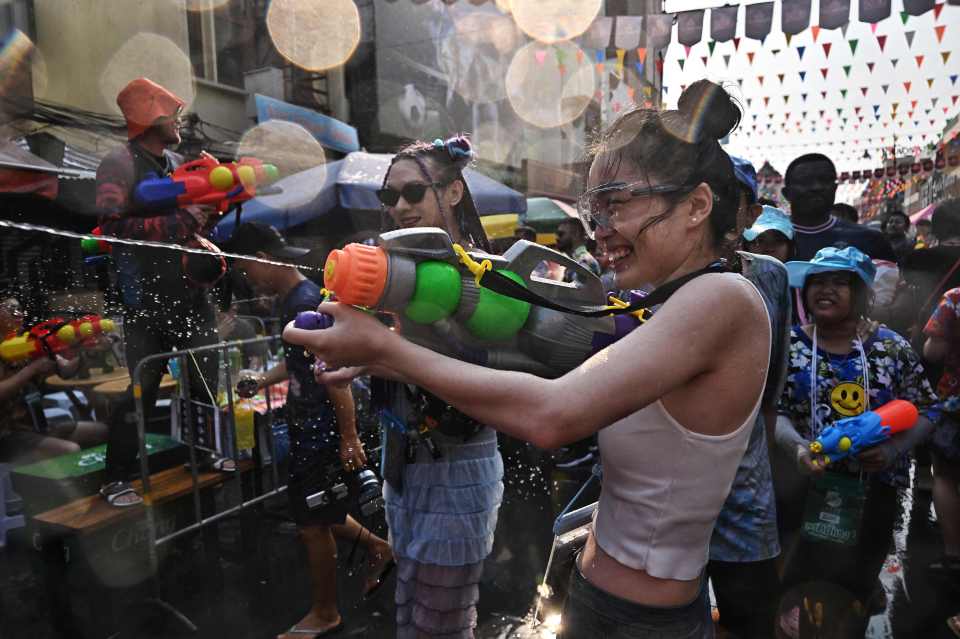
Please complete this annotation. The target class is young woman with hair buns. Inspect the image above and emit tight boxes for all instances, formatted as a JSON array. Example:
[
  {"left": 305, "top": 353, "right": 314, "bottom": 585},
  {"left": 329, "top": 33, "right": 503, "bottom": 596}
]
[{"left": 287, "top": 83, "right": 772, "bottom": 637}]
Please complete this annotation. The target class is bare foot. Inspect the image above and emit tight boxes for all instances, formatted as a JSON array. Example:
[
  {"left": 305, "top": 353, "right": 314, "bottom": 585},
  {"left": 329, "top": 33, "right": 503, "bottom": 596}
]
[
  {"left": 363, "top": 544, "right": 396, "bottom": 597},
  {"left": 277, "top": 609, "right": 341, "bottom": 638}
]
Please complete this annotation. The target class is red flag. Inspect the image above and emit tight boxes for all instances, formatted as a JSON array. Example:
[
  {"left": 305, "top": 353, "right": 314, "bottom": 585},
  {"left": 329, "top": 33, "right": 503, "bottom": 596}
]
[
  {"left": 867, "top": 62, "right": 875, "bottom": 72},
  {"left": 916, "top": 54, "right": 925, "bottom": 68},
  {"left": 823, "top": 42, "right": 832, "bottom": 58},
  {"left": 748, "top": 51, "right": 755, "bottom": 64},
  {"left": 877, "top": 35, "right": 887, "bottom": 51},
  {"left": 811, "top": 26, "right": 821, "bottom": 42},
  {"left": 733, "top": 37, "right": 741, "bottom": 50},
  {"left": 821, "top": 68, "right": 829, "bottom": 79},
  {"left": 934, "top": 3, "right": 945, "bottom": 20},
  {"left": 935, "top": 25, "right": 946, "bottom": 43},
  {"left": 758, "top": 75, "right": 764, "bottom": 85},
  {"left": 637, "top": 47, "right": 648, "bottom": 63}
]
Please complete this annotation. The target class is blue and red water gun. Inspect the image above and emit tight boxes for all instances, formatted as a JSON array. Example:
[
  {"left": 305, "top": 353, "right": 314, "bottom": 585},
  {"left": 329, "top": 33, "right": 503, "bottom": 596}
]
[
  {"left": 134, "top": 156, "right": 279, "bottom": 214},
  {"left": 809, "top": 400, "right": 919, "bottom": 466}
]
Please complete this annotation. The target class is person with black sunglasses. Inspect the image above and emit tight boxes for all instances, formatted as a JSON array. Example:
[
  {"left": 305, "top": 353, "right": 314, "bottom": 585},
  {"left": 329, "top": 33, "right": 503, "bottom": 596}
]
[
  {"left": 286, "top": 81, "right": 774, "bottom": 638},
  {"left": 360, "top": 137, "right": 501, "bottom": 638}
]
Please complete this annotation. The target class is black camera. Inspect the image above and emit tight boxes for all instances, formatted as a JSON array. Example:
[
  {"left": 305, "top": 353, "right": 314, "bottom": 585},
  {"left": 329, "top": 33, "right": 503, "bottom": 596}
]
[{"left": 356, "top": 469, "right": 384, "bottom": 516}]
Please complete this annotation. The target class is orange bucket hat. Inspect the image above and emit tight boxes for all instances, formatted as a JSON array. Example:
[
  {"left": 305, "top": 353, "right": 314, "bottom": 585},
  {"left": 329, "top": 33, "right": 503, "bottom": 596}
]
[{"left": 116, "top": 77, "right": 184, "bottom": 140}]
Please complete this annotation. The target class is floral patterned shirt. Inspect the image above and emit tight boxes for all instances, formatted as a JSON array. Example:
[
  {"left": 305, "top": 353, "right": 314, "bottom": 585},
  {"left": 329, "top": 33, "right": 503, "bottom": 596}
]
[
  {"left": 779, "top": 325, "right": 940, "bottom": 487},
  {"left": 923, "top": 287, "right": 960, "bottom": 413}
]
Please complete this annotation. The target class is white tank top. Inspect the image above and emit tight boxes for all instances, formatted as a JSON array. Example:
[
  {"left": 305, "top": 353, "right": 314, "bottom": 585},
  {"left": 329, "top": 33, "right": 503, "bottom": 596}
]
[{"left": 593, "top": 279, "right": 770, "bottom": 581}]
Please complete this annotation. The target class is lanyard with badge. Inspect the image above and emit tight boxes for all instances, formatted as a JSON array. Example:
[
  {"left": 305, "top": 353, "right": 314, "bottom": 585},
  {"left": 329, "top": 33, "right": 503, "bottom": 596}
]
[{"left": 800, "top": 326, "right": 869, "bottom": 546}]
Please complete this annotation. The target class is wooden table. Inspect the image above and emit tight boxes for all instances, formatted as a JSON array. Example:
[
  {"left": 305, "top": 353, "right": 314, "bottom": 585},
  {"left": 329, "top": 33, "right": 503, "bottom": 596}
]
[
  {"left": 93, "top": 374, "right": 177, "bottom": 400},
  {"left": 44, "top": 368, "right": 130, "bottom": 419}
]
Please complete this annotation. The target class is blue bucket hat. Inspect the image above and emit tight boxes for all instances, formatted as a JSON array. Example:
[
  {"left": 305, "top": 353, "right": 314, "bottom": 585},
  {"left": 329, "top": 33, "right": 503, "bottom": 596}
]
[
  {"left": 730, "top": 155, "right": 758, "bottom": 204},
  {"left": 743, "top": 206, "right": 795, "bottom": 242},
  {"left": 785, "top": 245, "right": 877, "bottom": 289}
]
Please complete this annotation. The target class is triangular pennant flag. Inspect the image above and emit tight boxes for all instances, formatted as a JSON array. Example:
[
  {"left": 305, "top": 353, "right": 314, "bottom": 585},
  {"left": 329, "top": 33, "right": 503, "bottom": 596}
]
[
  {"left": 935, "top": 3, "right": 945, "bottom": 20},
  {"left": 763, "top": 97, "right": 770, "bottom": 106},
  {"left": 635, "top": 61, "right": 645, "bottom": 74},
  {"left": 637, "top": 47, "right": 648, "bottom": 64},
  {"left": 778, "top": 73, "right": 785, "bottom": 83},
  {"left": 867, "top": 62, "right": 875, "bottom": 72},
  {"left": 684, "top": 45, "right": 692, "bottom": 58},
  {"left": 758, "top": 75, "right": 764, "bottom": 86},
  {"left": 733, "top": 37, "right": 740, "bottom": 51},
  {"left": 708, "top": 41, "right": 716, "bottom": 56},
  {"left": 843, "top": 65, "right": 852, "bottom": 77},
  {"left": 746, "top": 98, "right": 753, "bottom": 107},
  {"left": 928, "top": 78, "right": 935, "bottom": 89},
  {"left": 891, "top": 58, "right": 899, "bottom": 67},
  {"left": 821, "top": 90, "right": 828, "bottom": 99},
  {"left": 953, "top": 95, "right": 959, "bottom": 105},
  {"left": 951, "top": 75, "right": 958, "bottom": 86},
  {"left": 916, "top": 55, "right": 925, "bottom": 68},
  {"left": 616, "top": 48, "right": 626, "bottom": 75},
  {"left": 877, "top": 35, "right": 887, "bottom": 52},
  {"left": 823, "top": 43, "right": 832, "bottom": 58},
  {"left": 860, "top": 87, "right": 868, "bottom": 96},
  {"left": 701, "top": 56, "right": 708, "bottom": 66},
  {"left": 678, "top": 58, "right": 685, "bottom": 70},
  {"left": 772, "top": 48, "right": 781, "bottom": 55},
  {"left": 904, "top": 81, "right": 912, "bottom": 92},
  {"left": 747, "top": 52, "right": 755, "bottom": 64},
  {"left": 841, "top": 22, "right": 850, "bottom": 38},
  {"left": 837, "top": 108, "right": 843, "bottom": 116},
  {"left": 784, "top": 96, "right": 790, "bottom": 105},
  {"left": 802, "top": 93, "right": 808, "bottom": 102},
  {"left": 843, "top": 89, "right": 849, "bottom": 98},
  {"left": 811, "top": 26, "right": 821, "bottom": 42},
  {"left": 935, "top": 25, "right": 946, "bottom": 43},
  {"left": 900, "top": 11, "right": 909, "bottom": 25},
  {"left": 849, "top": 39, "right": 858, "bottom": 56},
  {"left": 943, "top": 52, "right": 952, "bottom": 64},
  {"left": 786, "top": 33, "right": 793, "bottom": 46},
  {"left": 932, "top": 97, "right": 939, "bottom": 107},
  {"left": 821, "top": 68, "right": 829, "bottom": 79},
  {"left": 871, "top": 23, "right": 879, "bottom": 34},
  {"left": 911, "top": 99, "right": 918, "bottom": 108},
  {"left": 905, "top": 31, "right": 915, "bottom": 48},
  {"left": 535, "top": 50, "right": 548, "bottom": 65},
  {"left": 892, "top": 102, "right": 899, "bottom": 111},
  {"left": 800, "top": 71, "right": 807, "bottom": 81},
  {"left": 882, "top": 84, "right": 889, "bottom": 93},
  {"left": 797, "top": 46, "right": 806, "bottom": 61},
  {"left": 723, "top": 54, "right": 731, "bottom": 67}
]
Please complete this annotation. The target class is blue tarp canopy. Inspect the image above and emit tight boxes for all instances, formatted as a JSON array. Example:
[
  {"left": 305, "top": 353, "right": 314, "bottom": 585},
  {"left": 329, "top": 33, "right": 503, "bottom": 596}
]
[{"left": 213, "top": 152, "right": 526, "bottom": 241}]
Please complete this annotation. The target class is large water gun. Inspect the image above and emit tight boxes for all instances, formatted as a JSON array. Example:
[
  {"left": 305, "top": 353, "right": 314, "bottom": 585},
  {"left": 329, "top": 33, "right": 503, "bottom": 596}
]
[
  {"left": 0, "top": 315, "right": 116, "bottom": 365},
  {"left": 809, "top": 400, "right": 919, "bottom": 466},
  {"left": 294, "top": 228, "right": 644, "bottom": 378},
  {"left": 134, "top": 156, "right": 280, "bottom": 214}
]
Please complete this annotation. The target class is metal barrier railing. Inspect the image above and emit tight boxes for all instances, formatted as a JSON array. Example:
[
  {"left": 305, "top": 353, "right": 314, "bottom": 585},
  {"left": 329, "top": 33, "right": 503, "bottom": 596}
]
[{"left": 131, "top": 335, "right": 286, "bottom": 572}]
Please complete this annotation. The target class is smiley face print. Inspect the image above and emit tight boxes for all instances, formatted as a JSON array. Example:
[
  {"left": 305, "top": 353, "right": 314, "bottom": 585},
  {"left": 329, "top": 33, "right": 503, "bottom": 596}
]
[{"left": 831, "top": 381, "right": 866, "bottom": 417}]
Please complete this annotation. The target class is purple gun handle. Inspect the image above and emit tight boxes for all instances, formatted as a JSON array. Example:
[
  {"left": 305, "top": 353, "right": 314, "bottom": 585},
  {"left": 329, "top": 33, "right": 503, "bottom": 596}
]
[{"left": 294, "top": 311, "right": 334, "bottom": 330}]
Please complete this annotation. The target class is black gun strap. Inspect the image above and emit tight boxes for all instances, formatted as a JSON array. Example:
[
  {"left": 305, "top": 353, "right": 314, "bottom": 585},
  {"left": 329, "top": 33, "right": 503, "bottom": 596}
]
[{"left": 475, "top": 260, "right": 728, "bottom": 317}]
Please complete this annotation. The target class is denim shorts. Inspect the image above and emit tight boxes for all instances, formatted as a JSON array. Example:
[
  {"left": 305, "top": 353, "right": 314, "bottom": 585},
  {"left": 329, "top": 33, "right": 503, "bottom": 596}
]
[{"left": 558, "top": 560, "right": 711, "bottom": 639}]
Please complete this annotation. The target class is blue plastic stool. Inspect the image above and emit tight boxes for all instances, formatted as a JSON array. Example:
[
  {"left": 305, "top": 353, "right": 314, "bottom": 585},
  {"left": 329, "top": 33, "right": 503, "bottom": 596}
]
[{"left": 0, "top": 463, "right": 25, "bottom": 549}]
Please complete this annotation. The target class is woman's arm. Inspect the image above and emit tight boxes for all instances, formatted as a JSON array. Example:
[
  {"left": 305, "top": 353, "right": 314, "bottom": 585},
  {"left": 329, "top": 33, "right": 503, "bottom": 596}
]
[{"left": 285, "top": 274, "right": 764, "bottom": 449}]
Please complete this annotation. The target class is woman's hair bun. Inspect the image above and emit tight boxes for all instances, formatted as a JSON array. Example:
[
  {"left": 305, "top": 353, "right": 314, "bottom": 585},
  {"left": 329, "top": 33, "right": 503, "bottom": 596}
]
[
  {"left": 677, "top": 80, "right": 741, "bottom": 142},
  {"left": 434, "top": 135, "right": 474, "bottom": 166}
]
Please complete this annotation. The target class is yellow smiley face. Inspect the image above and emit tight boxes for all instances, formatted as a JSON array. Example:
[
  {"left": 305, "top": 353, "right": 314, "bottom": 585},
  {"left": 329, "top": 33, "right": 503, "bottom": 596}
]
[{"left": 831, "top": 382, "right": 866, "bottom": 417}]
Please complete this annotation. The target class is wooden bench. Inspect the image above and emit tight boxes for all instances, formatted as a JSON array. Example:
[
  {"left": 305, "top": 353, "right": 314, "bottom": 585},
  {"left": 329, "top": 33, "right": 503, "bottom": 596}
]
[{"left": 33, "top": 460, "right": 253, "bottom": 535}]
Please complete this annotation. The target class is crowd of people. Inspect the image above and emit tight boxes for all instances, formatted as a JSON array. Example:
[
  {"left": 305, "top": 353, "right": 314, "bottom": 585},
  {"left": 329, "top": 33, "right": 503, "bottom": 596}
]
[{"left": 1, "top": 75, "right": 959, "bottom": 639}]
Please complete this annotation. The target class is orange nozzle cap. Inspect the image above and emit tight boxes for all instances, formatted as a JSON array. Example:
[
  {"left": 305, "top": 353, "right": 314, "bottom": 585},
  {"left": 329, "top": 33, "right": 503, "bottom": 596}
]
[
  {"left": 323, "top": 243, "right": 389, "bottom": 307},
  {"left": 874, "top": 399, "right": 918, "bottom": 434}
]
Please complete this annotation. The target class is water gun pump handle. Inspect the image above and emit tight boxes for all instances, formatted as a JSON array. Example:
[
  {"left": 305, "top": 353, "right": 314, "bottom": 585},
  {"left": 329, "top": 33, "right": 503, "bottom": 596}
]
[{"left": 294, "top": 311, "right": 334, "bottom": 331}]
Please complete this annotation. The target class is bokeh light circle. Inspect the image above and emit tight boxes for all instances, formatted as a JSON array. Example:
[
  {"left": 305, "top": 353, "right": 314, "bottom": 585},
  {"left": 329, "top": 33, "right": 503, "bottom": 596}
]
[
  {"left": 510, "top": 0, "right": 601, "bottom": 44},
  {"left": 237, "top": 120, "right": 326, "bottom": 209},
  {"left": 441, "top": 12, "right": 522, "bottom": 104},
  {"left": 99, "top": 33, "right": 196, "bottom": 116},
  {"left": 267, "top": 0, "right": 360, "bottom": 72},
  {"left": 506, "top": 41, "right": 595, "bottom": 129}
]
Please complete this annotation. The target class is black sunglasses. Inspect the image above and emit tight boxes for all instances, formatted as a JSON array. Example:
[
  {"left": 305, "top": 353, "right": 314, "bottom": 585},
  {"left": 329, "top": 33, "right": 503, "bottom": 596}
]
[{"left": 376, "top": 182, "right": 446, "bottom": 207}]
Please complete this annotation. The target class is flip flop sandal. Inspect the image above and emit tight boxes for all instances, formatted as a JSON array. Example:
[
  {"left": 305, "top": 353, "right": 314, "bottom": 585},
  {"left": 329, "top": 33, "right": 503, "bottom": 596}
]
[
  {"left": 282, "top": 621, "right": 344, "bottom": 637},
  {"left": 209, "top": 457, "right": 237, "bottom": 472},
  {"left": 99, "top": 481, "right": 143, "bottom": 508},
  {"left": 363, "top": 558, "right": 396, "bottom": 599}
]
